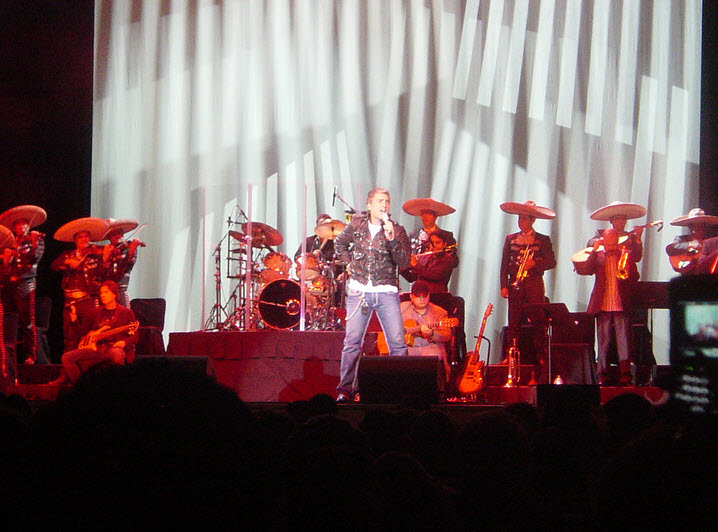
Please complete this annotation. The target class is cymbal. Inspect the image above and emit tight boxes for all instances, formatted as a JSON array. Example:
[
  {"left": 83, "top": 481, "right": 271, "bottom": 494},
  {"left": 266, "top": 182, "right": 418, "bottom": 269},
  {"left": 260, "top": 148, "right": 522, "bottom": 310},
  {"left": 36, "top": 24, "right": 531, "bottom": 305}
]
[
  {"left": 229, "top": 230, "right": 244, "bottom": 241},
  {"left": 241, "top": 221, "right": 283, "bottom": 247},
  {"left": 315, "top": 219, "right": 346, "bottom": 239}
]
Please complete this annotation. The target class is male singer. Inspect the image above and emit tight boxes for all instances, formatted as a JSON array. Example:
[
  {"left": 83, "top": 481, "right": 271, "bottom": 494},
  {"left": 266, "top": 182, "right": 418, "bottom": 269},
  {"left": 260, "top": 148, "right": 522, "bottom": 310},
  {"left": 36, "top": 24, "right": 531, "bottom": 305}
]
[{"left": 333, "top": 187, "right": 411, "bottom": 402}]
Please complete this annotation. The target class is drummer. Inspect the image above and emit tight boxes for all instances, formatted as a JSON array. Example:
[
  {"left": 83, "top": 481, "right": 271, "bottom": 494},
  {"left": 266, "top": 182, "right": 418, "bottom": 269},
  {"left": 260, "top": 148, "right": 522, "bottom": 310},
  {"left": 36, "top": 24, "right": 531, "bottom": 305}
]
[{"left": 294, "top": 213, "right": 336, "bottom": 263}]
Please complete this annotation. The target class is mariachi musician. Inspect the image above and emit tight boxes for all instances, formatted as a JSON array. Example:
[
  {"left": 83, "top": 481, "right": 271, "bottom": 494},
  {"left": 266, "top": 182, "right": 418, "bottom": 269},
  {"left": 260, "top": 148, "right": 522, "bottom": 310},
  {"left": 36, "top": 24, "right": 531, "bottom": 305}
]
[
  {"left": 666, "top": 208, "right": 718, "bottom": 275},
  {"left": 697, "top": 234, "right": 718, "bottom": 275},
  {"left": 50, "top": 217, "right": 109, "bottom": 352},
  {"left": 0, "top": 226, "right": 15, "bottom": 383},
  {"left": 575, "top": 201, "right": 649, "bottom": 386},
  {"left": 401, "top": 198, "right": 458, "bottom": 293},
  {"left": 586, "top": 201, "right": 646, "bottom": 261},
  {"left": 499, "top": 200, "right": 557, "bottom": 364},
  {"left": 0, "top": 205, "right": 48, "bottom": 364},
  {"left": 100, "top": 218, "right": 145, "bottom": 307}
]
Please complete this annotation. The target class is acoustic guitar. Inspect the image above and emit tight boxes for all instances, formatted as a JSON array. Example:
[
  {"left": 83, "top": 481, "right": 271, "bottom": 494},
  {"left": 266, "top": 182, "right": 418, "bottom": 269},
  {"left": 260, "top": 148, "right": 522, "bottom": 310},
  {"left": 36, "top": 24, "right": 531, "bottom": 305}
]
[
  {"left": 78, "top": 321, "right": 139, "bottom": 351},
  {"left": 377, "top": 317, "right": 458, "bottom": 355},
  {"left": 457, "top": 303, "right": 493, "bottom": 395},
  {"left": 669, "top": 252, "right": 698, "bottom": 274}
]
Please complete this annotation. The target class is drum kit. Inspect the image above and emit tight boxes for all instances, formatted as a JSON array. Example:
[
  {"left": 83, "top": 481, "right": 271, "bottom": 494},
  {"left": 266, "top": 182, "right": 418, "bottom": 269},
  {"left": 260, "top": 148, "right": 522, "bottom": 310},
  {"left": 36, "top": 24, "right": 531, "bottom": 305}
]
[{"left": 206, "top": 216, "right": 347, "bottom": 331}]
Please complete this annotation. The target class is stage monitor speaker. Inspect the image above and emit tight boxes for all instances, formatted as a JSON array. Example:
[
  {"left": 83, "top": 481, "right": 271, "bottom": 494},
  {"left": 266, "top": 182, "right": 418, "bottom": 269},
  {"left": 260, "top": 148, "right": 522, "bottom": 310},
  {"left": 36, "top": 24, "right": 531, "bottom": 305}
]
[
  {"left": 536, "top": 384, "right": 601, "bottom": 417},
  {"left": 358, "top": 356, "right": 438, "bottom": 405},
  {"left": 541, "top": 343, "right": 597, "bottom": 385}
]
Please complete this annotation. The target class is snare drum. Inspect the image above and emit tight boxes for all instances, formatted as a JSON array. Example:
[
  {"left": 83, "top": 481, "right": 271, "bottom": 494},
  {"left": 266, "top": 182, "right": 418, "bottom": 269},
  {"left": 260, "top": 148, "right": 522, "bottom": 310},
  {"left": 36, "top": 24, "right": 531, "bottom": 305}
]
[
  {"left": 260, "top": 251, "right": 292, "bottom": 283},
  {"left": 295, "top": 252, "right": 320, "bottom": 280}
]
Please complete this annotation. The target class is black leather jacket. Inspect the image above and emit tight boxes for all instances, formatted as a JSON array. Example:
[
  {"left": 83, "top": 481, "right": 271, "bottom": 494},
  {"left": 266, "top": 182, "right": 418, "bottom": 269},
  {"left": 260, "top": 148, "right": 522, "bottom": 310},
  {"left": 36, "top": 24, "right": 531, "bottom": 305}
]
[{"left": 334, "top": 214, "right": 411, "bottom": 287}]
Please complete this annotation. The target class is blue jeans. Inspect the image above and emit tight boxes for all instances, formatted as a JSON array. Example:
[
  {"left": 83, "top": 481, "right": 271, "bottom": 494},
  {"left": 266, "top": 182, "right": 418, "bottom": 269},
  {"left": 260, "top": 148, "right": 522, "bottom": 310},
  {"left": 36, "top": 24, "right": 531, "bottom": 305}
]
[{"left": 337, "top": 289, "right": 407, "bottom": 395}]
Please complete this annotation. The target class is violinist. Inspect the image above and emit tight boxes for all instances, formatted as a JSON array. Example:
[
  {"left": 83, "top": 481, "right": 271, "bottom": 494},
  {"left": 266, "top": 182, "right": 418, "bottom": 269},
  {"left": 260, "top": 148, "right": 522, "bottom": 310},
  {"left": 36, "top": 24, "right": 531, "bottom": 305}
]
[
  {"left": 401, "top": 198, "right": 458, "bottom": 293},
  {"left": 401, "top": 198, "right": 457, "bottom": 255},
  {"left": 401, "top": 232, "right": 457, "bottom": 293},
  {"left": 581, "top": 201, "right": 649, "bottom": 385},
  {"left": 0, "top": 205, "right": 48, "bottom": 364},
  {"left": 51, "top": 217, "right": 108, "bottom": 352},
  {"left": 100, "top": 218, "right": 144, "bottom": 307},
  {"left": 575, "top": 227, "right": 638, "bottom": 386},
  {"left": 586, "top": 201, "right": 645, "bottom": 262},
  {"left": 0, "top": 226, "right": 13, "bottom": 382}
]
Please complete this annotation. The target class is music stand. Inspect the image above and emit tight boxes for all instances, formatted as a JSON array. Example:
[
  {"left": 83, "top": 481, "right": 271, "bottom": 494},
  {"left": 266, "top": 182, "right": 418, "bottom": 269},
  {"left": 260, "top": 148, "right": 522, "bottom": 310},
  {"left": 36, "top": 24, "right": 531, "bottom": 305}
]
[{"left": 523, "top": 303, "right": 573, "bottom": 384}]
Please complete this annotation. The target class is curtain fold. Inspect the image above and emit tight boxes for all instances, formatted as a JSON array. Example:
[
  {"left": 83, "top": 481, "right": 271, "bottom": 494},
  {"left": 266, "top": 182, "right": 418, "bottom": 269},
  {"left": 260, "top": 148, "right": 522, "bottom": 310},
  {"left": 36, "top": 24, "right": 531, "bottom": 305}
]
[{"left": 92, "top": 0, "right": 700, "bottom": 364}]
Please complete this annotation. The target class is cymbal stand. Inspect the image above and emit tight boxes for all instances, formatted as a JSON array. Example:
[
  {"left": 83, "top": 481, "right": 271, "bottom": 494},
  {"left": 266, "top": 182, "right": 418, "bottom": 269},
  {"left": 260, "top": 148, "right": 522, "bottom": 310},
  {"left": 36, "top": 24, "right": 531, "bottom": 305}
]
[{"left": 204, "top": 243, "right": 228, "bottom": 330}]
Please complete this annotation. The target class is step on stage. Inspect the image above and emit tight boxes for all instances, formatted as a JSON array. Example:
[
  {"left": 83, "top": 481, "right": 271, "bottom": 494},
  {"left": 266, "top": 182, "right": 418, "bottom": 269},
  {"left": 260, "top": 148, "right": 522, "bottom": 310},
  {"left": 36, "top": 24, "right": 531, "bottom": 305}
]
[{"left": 10, "top": 330, "right": 669, "bottom": 413}]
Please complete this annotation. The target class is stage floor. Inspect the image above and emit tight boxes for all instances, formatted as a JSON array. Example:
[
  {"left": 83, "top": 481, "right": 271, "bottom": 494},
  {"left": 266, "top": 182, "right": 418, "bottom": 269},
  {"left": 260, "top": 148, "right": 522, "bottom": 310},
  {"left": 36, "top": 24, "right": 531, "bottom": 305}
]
[{"left": 7, "top": 329, "right": 671, "bottom": 417}]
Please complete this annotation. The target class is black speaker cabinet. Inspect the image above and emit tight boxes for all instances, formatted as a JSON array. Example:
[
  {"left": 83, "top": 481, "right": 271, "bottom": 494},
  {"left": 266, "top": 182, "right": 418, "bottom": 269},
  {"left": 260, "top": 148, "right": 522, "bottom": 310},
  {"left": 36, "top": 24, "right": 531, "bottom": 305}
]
[
  {"left": 358, "top": 356, "right": 439, "bottom": 404},
  {"left": 536, "top": 384, "right": 601, "bottom": 416}
]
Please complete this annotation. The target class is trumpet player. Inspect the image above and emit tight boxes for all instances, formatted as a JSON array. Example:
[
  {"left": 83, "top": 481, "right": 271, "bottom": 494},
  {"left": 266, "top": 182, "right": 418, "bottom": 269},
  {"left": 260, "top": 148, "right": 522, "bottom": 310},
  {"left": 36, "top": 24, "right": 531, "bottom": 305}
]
[
  {"left": 499, "top": 201, "right": 556, "bottom": 363},
  {"left": 576, "top": 227, "right": 638, "bottom": 386}
]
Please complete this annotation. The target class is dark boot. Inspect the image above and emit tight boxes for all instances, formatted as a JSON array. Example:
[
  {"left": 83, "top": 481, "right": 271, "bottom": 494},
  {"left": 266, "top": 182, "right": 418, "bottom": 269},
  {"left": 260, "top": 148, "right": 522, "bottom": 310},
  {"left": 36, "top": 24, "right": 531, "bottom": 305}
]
[{"left": 618, "top": 361, "right": 633, "bottom": 386}]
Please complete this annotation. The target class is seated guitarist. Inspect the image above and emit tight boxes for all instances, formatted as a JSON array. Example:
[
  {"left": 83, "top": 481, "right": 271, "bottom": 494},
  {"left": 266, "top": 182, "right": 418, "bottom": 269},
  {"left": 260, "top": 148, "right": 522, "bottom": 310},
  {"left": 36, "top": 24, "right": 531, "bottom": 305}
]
[
  {"left": 399, "top": 280, "right": 452, "bottom": 383},
  {"left": 666, "top": 208, "right": 718, "bottom": 274},
  {"left": 50, "top": 280, "right": 138, "bottom": 384}
]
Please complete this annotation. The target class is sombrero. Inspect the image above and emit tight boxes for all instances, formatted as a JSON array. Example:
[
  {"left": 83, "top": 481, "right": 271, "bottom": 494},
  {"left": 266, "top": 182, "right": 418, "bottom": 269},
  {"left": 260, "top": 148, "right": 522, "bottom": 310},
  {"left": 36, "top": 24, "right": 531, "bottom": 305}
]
[
  {"left": 402, "top": 198, "right": 456, "bottom": 217},
  {"left": 0, "top": 205, "right": 47, "bottom": 230},
  {"left": 590, "top": 201, "right": 646, "bottom": 221},
  {"left": 103, "top": 218, "right": 140, "bottom": 239},
  {"left": 500, "top": 200, "right": 556, "bottom": 220},
  {"left": 670, "top": 208, "right": 718, "bottom": 227},
  {"left": 54, "top": 217, "right": 109, "bottom": 243},
  {"left": 0, "top": 225, "right": 14, "bottom": 251}
]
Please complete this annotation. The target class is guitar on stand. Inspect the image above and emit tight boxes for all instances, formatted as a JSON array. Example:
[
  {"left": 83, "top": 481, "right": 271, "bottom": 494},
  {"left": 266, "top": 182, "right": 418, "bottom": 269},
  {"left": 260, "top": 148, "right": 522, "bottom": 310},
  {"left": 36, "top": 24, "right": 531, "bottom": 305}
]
[{"left": 457, "top": 303, "right": 493, "bottom": 397}]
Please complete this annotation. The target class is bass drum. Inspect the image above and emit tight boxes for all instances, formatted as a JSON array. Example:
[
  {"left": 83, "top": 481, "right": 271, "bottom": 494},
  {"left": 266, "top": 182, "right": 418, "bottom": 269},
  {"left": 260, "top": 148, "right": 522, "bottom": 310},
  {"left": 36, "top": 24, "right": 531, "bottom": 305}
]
[{"left": 258, "top": 279, "right": 314, "bottom": 329}]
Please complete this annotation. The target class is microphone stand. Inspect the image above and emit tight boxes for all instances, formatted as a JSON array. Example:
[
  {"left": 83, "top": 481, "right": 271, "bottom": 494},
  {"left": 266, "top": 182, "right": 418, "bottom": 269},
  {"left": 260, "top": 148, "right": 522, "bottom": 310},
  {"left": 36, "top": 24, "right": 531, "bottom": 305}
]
[{"left": 333, "top": 189, "right": 358, "bottom": 219}]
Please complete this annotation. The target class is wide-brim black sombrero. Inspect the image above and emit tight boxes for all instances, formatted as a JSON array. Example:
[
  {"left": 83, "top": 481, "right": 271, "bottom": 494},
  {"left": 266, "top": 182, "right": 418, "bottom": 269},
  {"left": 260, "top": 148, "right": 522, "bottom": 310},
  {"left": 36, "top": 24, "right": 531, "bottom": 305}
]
[
  {"left": 402, "top": 198, "right": 456, "bottom": 217},
  {"left": 0, "top": 205, "right": 47, "bottom": 230},
  {"left": 54, "top": 217, "right": 109, "bottom": 243},
  {"left": 500, "top": 200, "right": 556, "bottom": 220}
]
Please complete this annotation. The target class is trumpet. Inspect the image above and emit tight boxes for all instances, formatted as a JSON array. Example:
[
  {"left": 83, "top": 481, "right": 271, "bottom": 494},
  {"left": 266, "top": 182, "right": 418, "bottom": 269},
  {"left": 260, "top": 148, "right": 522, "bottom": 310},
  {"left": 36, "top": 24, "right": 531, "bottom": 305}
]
[
  {"left": 617, "top": 247, "right": 630, "bottom": 279},
  {"left": 511, "top": 245, "right": 534, "bottom": 288}
]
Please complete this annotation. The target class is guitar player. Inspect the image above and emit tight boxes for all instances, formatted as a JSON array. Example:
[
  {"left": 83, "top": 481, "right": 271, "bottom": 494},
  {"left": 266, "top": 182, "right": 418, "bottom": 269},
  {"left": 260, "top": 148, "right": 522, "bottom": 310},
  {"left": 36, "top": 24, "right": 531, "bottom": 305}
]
[
  {"left": 50, "top": 280, "right": 139, "bottom": 385},
  {"left": 399, "top": 280, "right": 452, "bottom": 383},
  {"left": 666, "top": 208, "right": 718, "bottom": 274}
]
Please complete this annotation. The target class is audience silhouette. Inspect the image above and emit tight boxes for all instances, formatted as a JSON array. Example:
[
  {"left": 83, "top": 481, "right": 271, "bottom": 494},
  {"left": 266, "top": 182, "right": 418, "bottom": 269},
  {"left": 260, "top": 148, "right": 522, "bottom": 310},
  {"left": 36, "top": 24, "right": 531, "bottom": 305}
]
[{"left": 6, "top": 361, "right": 716, "bottom": 530}]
